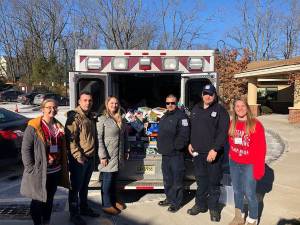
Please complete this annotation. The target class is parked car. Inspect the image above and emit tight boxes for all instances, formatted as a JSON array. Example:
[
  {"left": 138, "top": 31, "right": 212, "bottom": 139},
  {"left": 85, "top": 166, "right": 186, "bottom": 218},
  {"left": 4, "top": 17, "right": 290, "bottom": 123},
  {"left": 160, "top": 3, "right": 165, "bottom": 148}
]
[
  {"left": 0, "top": 90, "right": 23, "bottom": 102},
  {"left": 0, "top": 108, "right": 29, "bottom": 166},
  {"left": 17, "top": 92, "right": 41, "bottom": 105},
  {"left": 33, "top": 93, "right": 69, "bottom": 106},
  {"left": 0, "top": 83, "right": 14, "bottom": 92}
]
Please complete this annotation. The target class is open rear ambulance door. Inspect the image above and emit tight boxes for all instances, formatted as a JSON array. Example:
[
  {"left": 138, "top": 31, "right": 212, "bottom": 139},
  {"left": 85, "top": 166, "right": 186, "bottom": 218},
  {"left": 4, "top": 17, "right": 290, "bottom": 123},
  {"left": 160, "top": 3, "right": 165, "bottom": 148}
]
[
  {"left": 180, "top": 72, "right": 218, "bottom": 110},
  {"left": 69, "top": 72, "right": 107, "bottom": 182},
  {"left": 69, "top": 72, "right": 107, "bottom": 114}
]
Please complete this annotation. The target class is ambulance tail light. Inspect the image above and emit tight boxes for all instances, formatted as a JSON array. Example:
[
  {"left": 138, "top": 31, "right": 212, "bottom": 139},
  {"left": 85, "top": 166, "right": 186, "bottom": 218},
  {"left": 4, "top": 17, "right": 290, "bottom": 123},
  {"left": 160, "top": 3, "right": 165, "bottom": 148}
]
[
  {"left": 139, "top": 57, "right": 151, "bottom": 70},
  {"left": 188, "top": 57, "right": 203, "bottom": 70},
  {"left": 112, "top": 57, "right": 128, "bottom": 70},
  {"left": 162, "top": 57, "right": 179, "bottom": 71},
  {"left": 86, "top": 57, "right": 102, "bottom": 70}
]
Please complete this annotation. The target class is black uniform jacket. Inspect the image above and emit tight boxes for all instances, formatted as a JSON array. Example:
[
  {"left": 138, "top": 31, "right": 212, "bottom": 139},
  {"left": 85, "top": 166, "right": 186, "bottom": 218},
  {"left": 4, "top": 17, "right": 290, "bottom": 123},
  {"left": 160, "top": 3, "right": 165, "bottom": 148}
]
[
  {"left": 190, "top": 102, "right": 229, "bottom": 154},
  {"left": 157, "top": 108, "right": 190, "bottom": 156}
]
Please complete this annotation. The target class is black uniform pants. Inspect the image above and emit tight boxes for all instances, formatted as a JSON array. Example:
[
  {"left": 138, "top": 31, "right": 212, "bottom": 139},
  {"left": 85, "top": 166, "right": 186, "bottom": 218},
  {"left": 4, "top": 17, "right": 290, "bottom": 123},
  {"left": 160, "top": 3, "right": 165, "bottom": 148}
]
[
  {"left": 162, "top": 154, "right": 185, "bottom": 208},
  {"left": 193, "top": 153, "right": 223, "bottom": 211},
  {"left": 30, "top": 171, "right": 60, "bottom": 225}
]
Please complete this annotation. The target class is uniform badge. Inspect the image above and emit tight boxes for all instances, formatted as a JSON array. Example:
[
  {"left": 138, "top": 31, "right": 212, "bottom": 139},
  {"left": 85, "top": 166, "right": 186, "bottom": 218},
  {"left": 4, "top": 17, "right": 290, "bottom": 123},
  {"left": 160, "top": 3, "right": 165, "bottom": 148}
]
[
  {"left": 182, "top": 119, "right": 188, "bottom": 126},
  {"left": 211, "top": 111, "right": 217, "bottom": 117}
]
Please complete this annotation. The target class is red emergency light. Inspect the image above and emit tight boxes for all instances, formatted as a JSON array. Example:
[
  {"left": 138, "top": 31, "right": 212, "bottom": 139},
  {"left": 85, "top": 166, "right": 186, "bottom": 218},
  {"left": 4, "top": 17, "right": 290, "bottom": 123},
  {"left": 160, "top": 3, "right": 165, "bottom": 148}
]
[{"left": 139, "top": 57, "right": 151, "bottom": 70}]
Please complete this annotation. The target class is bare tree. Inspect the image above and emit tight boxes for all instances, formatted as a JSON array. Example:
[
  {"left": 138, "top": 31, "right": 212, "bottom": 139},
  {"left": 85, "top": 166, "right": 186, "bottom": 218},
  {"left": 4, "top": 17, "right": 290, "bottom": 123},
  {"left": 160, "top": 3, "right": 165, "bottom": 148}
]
[
  {"left": 228, "top": 0, "right": 279, "bottom": 60},
  {"left": 80, "top": 0, "right": 156, "bottom": 49},
  {"left": 0, "top": 0, "right": 71, "bottom": 84},
  {"left": 280, "top": 0, "right": 300, "bottom": 59},
  {"left": 0, "top": 1, "right": 23, "bottom": 82},
  {"left": 156, "top": 0, "right": 210, "bottom": 49}
]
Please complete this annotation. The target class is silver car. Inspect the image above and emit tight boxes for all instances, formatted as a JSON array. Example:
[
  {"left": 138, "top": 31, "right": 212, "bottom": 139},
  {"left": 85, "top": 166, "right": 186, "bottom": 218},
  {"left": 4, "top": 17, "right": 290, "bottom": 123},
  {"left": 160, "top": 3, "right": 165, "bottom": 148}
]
[{"left": 33, "top": 93, "right": 69, "bottom": 106}]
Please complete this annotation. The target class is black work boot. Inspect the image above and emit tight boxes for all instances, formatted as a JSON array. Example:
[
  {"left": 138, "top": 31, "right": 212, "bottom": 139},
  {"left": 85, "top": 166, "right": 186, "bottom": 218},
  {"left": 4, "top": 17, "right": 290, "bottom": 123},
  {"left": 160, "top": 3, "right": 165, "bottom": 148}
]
[
  {"left": 158, "top": 199, "right": 171, "bottom": 207},
  {"left": 70, "top": 214, "right": 87, "bottom": 225},
  {"left": 210, "top": 210, "right": 221, "bottom": 222},
  {"left": 167, "top": 205, "right": 181, "bottom": 213},
  {"left": 187, "top": 204, "right": 208, "bottom": 215},
  {"left": 80, "top": 207, "right": 100, "bottom": 217}
]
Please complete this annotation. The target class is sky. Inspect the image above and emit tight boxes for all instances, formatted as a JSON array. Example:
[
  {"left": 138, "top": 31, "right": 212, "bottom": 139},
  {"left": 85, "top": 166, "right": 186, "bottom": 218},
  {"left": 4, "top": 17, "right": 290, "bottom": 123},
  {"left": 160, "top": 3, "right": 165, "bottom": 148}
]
[
  {"left": 200, "top": 0, "right": 241, "bottom": 48},
  {"left": 140, "top": 0, "right": 243, "bottom": 49},
  {"left": 0, "top": 0, "right": 293, "bottom": 56},
  {"left": 140, "top": 0, "right": 291, "bottom": 51}
]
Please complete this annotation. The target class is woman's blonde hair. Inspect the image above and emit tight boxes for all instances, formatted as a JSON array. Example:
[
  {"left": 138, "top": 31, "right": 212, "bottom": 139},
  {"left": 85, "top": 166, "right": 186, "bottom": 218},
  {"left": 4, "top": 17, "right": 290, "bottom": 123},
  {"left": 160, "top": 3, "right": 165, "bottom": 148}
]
[
  {"left": 103, "top": 96, "right": 122, "bottom": 128},
  {"left": 41, "top": 98, "right": 58, "bottom": 108},
  {"left": 228, "top": 97, "right": 256, "bottom": 137}
]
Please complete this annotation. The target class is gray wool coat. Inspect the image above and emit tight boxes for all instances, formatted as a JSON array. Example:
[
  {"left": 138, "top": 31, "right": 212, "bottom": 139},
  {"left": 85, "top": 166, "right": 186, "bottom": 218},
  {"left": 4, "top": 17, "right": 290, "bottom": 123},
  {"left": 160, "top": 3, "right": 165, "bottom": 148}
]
[{"left": 97, "top": 115, "right": 128, "bottom": 172}]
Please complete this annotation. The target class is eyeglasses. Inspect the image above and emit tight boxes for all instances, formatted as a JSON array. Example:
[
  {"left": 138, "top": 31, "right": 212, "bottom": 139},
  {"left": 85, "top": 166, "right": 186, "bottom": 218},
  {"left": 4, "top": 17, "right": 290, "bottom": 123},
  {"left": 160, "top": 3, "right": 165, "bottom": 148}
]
[
  {"left": 166, "top": 102, "right": 176, "bottom": 105},
  {"left": 44, "top": 106, "right": 58, "bottom": 110},
  {"left": 202, "top": 91, "right": 214, "bottom": 96}
]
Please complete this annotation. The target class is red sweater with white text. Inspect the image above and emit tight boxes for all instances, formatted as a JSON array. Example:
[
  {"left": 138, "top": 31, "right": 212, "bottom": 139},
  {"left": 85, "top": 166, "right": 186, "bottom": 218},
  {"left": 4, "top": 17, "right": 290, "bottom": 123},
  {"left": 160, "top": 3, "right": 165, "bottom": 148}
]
[{"left": 229, "top": 119, "right": 266, "bottom": 180}]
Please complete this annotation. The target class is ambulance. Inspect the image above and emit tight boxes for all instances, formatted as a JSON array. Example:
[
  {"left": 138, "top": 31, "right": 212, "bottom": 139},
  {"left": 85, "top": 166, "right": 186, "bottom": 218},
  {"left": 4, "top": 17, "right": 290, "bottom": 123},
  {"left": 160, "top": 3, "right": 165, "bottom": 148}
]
[{"left": 69, "top": 50, "right": 231, "bottom": 194}]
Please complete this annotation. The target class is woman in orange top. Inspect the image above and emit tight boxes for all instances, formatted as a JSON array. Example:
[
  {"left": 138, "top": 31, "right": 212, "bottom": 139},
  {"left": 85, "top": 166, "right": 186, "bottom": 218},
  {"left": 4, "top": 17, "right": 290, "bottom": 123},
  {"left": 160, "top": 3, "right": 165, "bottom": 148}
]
[{"left": 21, "top": 99, "right": 69, "bottom": 225}]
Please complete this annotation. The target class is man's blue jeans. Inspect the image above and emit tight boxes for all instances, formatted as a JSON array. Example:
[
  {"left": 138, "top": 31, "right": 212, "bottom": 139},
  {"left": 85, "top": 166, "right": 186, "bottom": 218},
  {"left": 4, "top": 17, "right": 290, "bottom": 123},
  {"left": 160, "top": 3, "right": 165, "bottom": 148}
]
[{"left": 229, "top": 159, "right": 258, "bottom": 219}]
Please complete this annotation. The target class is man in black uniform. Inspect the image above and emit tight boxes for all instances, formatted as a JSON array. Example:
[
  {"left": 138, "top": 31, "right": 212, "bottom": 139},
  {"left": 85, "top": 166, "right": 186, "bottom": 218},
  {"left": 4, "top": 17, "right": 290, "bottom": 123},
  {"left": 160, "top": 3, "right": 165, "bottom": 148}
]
[
  {"left": 157, "top": 94, "right": 190, "bottom": 213},
  {"left": 187, "top": 84, "right": 229, "bottom": 222}
]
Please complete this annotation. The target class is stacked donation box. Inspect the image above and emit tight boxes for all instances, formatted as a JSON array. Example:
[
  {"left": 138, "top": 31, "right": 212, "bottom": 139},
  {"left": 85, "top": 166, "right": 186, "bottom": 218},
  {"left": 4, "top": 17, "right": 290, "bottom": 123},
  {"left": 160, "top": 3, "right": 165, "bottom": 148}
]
[{"left": 125, "top": 107, "right": 167, "bottom": 158}]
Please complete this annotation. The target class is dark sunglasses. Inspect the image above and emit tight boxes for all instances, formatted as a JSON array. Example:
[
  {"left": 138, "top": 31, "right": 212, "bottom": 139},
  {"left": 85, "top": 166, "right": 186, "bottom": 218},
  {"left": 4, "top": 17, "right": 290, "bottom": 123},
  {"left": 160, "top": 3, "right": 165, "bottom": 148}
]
[
  {"left": 166, "top": 102, "right": 176, "bottom": 105},
  {"left": 202, "top": 91, "right": 214, "bottom": 96}
]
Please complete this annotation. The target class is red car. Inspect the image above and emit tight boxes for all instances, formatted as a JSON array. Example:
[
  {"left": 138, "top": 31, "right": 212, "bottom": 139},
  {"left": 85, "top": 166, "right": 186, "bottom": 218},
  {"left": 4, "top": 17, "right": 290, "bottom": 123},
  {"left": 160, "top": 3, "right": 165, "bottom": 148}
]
[{"left": 0, "top": 108, "right": 29, "bottom": 166}]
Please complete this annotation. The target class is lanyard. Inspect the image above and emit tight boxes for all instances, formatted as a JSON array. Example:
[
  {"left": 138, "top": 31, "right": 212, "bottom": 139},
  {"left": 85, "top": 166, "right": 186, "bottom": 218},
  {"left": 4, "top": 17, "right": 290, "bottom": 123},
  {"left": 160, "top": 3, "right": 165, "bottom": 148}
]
[{"left": 42, "top": 120, "right": 59, "bottom": 145}]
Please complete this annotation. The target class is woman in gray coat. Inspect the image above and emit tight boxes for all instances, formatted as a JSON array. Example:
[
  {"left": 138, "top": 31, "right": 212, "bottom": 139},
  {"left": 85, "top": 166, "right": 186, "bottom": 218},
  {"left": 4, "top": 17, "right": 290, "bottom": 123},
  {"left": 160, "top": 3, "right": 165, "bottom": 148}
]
[{"left": 97, "top": 96, "right": 129, "bottom": 215}]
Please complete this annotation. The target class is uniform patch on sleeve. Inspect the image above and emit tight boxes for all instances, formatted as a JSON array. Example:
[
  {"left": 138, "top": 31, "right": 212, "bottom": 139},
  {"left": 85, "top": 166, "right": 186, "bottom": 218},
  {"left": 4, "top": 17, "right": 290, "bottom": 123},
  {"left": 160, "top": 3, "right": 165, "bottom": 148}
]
[{"left": 182, "top": 119, "right": 188, "bottom": 126}]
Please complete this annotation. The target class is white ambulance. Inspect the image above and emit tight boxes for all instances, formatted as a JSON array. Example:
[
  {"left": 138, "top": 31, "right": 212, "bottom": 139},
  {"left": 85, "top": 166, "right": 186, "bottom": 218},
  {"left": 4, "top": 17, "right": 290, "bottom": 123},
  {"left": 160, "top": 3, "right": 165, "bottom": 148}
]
[{"left": 69, "top": 49, "right": 231, "bottom": 192}]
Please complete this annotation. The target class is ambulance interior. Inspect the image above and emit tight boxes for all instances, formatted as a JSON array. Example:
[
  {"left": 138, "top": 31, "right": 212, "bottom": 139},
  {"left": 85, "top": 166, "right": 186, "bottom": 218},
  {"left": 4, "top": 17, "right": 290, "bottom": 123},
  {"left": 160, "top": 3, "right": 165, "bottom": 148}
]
[
  {"left": 77, "top": 73, "right": 212, "bottom": 114},
  {"left": 111, "top": 73, "right": 181, "bottom": 111}
]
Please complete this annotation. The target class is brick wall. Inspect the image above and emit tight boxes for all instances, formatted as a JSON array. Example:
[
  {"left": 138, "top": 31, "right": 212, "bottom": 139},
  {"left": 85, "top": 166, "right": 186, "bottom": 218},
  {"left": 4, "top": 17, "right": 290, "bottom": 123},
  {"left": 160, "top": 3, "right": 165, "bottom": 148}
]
[{"left": 288, "top": 109, "right": 300, "bottom": 123}]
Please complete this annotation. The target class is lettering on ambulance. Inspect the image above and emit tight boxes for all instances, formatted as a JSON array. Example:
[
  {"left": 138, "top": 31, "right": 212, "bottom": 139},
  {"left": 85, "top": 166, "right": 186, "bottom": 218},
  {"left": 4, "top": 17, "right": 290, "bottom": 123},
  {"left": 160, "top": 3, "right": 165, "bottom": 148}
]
[{"left": 231, "top": 129, "right": 250, "bottom": 157}]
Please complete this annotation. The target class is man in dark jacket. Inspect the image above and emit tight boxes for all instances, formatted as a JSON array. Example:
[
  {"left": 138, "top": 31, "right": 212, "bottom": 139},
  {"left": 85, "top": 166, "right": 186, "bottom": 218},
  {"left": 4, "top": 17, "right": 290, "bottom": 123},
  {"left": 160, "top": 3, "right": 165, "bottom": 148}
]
[
  {"left": 187, "top": 84, "right": 229, "bottom": 222},
  {"left": 157, "top": 94, "right": 190, "bottom": 213}
]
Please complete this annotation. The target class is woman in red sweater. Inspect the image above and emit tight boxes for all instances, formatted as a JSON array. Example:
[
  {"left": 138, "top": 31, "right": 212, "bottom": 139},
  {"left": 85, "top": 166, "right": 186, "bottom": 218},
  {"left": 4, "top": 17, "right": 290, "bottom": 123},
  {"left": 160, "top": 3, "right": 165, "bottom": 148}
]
[{"left": 228, "top": 98, "right": 266, "bottom": 225}]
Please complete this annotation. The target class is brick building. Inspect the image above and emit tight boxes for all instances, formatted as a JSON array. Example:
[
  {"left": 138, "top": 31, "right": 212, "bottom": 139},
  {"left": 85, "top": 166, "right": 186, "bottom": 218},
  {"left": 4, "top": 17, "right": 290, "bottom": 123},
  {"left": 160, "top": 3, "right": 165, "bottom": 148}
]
[{"left": 234, "top": 56, "right": 300, "bottom": 123}]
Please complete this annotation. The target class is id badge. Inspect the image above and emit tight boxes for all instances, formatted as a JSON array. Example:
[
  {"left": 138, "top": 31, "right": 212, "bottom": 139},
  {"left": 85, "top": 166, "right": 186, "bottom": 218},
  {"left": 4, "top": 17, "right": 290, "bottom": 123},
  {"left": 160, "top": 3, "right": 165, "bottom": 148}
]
[
  {"left": 211, "top": 111, "right": 217, "bottom": 117},
  {"left": 234, "top": 138, "right": 243, "bottom": 145},
  {"left": 50, "top": 145, "right": 59, "bottom": 153}
]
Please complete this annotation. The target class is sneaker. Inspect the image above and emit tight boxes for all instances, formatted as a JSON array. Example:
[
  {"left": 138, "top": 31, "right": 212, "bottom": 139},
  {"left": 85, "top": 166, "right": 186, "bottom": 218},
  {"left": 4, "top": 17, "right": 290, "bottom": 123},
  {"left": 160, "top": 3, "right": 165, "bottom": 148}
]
[
  {"left": 80, "top": 207, "right": 100, "bottom": 217},
  {"left": 70, "top": 214, "right": 87, "bottom": 225},
  {"left": 187, "top": 204, "right": 208, "bottom": 215},
  {"left": 210, "top": 210, "right": 221, "bottom": 222},
  {"left": 158, "top": 199, "right": 171, "bottom": 207}
]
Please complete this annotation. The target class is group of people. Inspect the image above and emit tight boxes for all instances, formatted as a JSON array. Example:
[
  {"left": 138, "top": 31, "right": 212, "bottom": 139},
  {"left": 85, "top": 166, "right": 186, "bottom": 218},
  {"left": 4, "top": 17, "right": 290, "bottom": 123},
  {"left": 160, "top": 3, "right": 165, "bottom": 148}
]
[
  {"left": 157, "top": 84, "right": 266, "bottom": 225},
  {"left": 20, "top": 83, "right": 266, "bottom": 225},
  {"left": 20, "top": 92, "right": 127, "bottom": 225}
]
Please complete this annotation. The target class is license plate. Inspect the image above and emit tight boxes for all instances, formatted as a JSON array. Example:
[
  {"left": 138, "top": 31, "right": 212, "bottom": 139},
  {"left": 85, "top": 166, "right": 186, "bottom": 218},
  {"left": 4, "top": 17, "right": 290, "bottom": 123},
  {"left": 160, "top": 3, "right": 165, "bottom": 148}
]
[{"left": 136, "top": 165, "right": 155, "bottom": 175}]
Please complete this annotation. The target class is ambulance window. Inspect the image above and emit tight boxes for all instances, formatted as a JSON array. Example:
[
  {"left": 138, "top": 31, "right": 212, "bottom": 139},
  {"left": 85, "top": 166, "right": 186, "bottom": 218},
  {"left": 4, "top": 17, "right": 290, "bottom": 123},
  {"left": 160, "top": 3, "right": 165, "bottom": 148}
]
[
  {"left": 77, "top": 79, "right": 105, "bottom": 114},
  {"left": 185, "top": 79, "right": 211, "bottom": 110}
]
